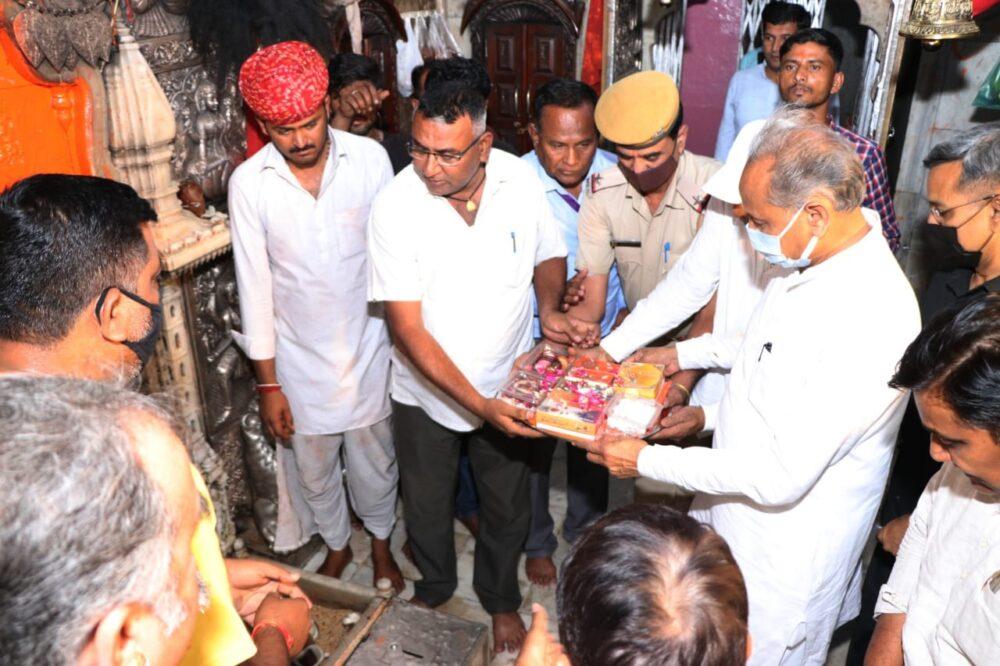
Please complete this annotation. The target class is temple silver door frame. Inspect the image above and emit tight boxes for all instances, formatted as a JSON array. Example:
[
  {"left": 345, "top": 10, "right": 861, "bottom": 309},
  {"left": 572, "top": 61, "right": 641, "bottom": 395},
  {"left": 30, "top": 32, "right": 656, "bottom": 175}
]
[
  {"left": 603, "top": 0, "right": 643, "bottom": 86},
  {"left": 651, "top": 0, "right": 688, "bottom": 86}
]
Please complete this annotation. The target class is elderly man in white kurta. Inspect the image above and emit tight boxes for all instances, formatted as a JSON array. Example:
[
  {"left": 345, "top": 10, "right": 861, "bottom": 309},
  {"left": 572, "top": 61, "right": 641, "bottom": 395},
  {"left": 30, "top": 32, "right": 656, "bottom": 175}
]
[
  {"left": 581, "top": 116, "right": 920, "bottom": 664},
  {"left": 228, "top": 44, "right": 402, "bottom": 591}
]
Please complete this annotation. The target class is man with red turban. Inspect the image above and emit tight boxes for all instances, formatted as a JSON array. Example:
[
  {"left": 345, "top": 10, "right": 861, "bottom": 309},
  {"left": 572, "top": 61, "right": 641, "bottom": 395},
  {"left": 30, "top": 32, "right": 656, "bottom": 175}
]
[{"left": 230, "top": 41, "right": 404, "bottom": 592}]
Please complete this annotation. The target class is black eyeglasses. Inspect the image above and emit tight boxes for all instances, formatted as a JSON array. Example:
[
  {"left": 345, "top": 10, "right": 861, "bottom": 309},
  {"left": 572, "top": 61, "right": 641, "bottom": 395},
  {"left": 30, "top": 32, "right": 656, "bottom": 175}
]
[
  {"left": 407, "top": 133, "right": 485, "bottom": 166},
  {"left": 929, "top": 194, "right": 998, "bottom": 224}
]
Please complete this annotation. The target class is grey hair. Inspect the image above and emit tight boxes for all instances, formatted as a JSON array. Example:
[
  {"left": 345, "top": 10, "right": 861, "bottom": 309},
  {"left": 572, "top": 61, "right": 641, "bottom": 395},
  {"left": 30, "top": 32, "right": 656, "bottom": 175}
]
[
  {"left": 0, "top": 375, "right": 187, "bottom": 664},
  {"left": 748, "top": 105, "right": 865, "bottom": 211},
  {"left": 923, "top": 123, "right": 1000, "bottom": 190}
]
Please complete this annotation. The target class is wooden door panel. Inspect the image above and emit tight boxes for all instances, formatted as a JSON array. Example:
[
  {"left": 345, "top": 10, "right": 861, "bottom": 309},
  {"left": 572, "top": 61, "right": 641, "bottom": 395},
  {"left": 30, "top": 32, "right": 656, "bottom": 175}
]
[
  {"left": 485, "top": 23, "right": 525, "bottom": 153},
  {"left": 531, "top": 33, "right": 560, "bottom": 76},
  {"left": 494, "top": 33, "right": 519, "bottom": 75},
  {"left": 485, "top": 22, "right": 574, "bottom": 155},
  {"left": 523, "top": 24, "right": 568, "bottom": 152}
]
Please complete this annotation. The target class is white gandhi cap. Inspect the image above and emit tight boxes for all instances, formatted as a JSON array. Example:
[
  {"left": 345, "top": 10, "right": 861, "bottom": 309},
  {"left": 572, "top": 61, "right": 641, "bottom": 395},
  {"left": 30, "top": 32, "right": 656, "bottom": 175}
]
[{"left": 702, "top": 119, "right": 768, "bottom": 205}]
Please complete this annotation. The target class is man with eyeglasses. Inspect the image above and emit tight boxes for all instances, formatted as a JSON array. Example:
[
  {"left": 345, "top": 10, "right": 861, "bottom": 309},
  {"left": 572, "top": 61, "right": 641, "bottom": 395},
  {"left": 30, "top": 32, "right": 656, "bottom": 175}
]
[
  {"left": 228, "top": 41, "right": 405, "bottom": 592},
  {"left": 847, "top": 122, "right": 1000, "bottom": 661},
  {"left": 367, "top": 80, "right": 596, "bottom": 654}
]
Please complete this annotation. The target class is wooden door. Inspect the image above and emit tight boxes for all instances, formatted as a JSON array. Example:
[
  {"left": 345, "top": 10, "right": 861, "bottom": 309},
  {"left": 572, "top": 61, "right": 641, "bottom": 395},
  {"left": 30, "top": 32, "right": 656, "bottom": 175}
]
[
  {"left": 485, "top": 23, "right": 524, "bottom": 153},
  {"left": 485, "top": 22, "right": 569, "bottom": 155}
]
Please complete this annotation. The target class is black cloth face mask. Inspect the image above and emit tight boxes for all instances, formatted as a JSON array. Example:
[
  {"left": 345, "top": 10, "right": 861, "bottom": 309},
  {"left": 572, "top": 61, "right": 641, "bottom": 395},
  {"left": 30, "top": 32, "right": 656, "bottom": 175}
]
[
  {"left": 95, "top": 286, "right": 164, "bottom": 369},
  {"left": 619, "top": 154, "right": 679, "bottom": 195},
  {"left": 923, "top": 222, "right": 983, "bottom": 271}
]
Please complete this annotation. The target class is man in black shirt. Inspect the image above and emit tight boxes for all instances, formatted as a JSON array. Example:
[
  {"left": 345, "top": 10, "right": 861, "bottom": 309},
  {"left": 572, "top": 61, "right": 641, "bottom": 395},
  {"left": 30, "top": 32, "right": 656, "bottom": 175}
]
[{"left": 848, "top": 122, "right": 1000, "bottom": 663}]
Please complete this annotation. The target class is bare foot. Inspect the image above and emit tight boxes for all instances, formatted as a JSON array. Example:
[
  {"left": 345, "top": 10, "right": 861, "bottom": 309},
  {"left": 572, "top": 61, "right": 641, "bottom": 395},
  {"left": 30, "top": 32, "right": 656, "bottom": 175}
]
[
  {"left": 458, "top": 513, "right": 480, "bottom": 539},
  {"left": 492, "top": 611, "right": 527, "bottom": 654},
  {"left": 318, "top": 544, "right": 353, "bottom": 579},
  {"left": 371, "top": 537, "right": 405, "bottom": 594},
  {"left": 525, "top": 556, "right": 557, "bottom": 586}
]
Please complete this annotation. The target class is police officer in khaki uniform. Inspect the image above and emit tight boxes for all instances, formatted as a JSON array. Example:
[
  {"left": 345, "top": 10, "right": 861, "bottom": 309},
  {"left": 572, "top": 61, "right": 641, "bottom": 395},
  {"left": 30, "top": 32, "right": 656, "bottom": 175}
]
[{"left": 570, "top": 71, "right": 721, "bottom": 319}]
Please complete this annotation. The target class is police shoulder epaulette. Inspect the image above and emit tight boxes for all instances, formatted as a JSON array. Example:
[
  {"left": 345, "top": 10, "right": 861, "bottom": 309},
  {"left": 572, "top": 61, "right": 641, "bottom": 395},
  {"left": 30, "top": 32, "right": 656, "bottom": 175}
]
[{"left": 589, "top": 167, "right": 624, "bottom": 194}]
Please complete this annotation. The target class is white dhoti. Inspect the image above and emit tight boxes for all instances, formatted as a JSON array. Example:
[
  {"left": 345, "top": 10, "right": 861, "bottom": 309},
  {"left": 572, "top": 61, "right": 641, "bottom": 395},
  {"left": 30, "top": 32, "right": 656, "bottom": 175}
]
[{"left": 274, "top": 416, "right": 398, "bottom": 553}]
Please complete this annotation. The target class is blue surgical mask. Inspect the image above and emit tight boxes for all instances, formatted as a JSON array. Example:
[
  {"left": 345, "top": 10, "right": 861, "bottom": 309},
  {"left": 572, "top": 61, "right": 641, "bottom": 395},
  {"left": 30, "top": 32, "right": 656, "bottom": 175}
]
[{"left": 746, "top": 203, "right": 819, "bottom": 269}]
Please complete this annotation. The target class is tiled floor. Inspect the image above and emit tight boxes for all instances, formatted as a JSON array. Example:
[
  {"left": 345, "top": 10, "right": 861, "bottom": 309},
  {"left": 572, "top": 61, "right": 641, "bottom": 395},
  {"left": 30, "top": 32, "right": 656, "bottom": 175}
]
[{"left": 326, "top": 441, "right": 851, "bottom": 665}]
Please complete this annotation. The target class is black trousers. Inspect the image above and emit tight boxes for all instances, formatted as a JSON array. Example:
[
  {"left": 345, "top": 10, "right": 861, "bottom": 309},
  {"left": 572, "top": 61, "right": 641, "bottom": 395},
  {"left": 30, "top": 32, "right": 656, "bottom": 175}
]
[
  {"left": 525, "top": 438, "right": 608, "bottom": 557},
  {"left": 392, "top": 401, "right": 531, "bottom": 614}
]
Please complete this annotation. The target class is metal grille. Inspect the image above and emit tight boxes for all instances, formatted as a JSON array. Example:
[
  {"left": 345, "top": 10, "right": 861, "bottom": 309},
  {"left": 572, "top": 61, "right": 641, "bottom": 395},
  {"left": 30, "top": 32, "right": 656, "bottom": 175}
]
[
  {"left": 738, "top": 0, "right": 826, "bottom": 61},
  {"left": 652, "top": 0, "right": 687, "bottom": 85}
]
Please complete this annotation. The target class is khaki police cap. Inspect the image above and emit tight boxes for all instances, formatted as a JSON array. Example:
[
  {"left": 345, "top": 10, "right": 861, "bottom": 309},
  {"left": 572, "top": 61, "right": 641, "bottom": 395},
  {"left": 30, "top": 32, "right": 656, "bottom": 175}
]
[{"left": 595, "top": 71, "right": 680, "bottom": 147}]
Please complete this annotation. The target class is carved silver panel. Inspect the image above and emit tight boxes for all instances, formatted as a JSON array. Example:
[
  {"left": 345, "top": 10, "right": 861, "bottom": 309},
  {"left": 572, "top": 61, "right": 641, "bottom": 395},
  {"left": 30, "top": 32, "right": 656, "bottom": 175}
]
[
  {"left": 186, "top": 256, "right": 279, "bottom": 551},
  {"left": 129, "top": 2, "right": 246, "bottom": 201},
  {"left": 604, "top": 0, "right": 643, "bottom": 85}
]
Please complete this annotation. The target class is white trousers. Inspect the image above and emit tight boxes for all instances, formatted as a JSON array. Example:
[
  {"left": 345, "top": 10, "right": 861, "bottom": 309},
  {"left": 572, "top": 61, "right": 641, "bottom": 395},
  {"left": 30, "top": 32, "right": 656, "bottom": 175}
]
[{"left": 274, "top": 417, "right": 398, "bottom": 552}]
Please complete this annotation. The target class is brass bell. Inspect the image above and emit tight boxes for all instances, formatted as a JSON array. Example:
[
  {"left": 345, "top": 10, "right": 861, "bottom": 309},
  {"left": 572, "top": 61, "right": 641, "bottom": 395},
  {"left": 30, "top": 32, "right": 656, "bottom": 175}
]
[{"left": 900, "top": 0, "right": 980, "bottom": 47}]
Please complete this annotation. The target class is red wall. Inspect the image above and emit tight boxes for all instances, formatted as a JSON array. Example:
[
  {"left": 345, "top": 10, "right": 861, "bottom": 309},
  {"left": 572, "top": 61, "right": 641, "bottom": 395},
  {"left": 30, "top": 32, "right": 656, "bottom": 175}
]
[{"left": 679, "top": 0, "right": 744, "bottom": 157}]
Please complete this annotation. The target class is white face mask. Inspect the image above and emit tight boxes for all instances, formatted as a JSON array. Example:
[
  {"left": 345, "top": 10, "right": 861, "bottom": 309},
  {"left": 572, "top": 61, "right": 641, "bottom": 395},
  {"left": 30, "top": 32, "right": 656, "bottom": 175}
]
[{"left": 745, "top": 202, "right": 819, "bottom": 269}]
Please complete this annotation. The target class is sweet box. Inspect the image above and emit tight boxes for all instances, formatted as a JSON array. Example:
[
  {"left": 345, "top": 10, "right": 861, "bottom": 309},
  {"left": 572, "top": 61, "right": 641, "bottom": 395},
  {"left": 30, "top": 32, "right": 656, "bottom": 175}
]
[
  {"left": 617, "top": 362, "right": 666, "bottom": 400},
  {"left": 603, "top": 386, "right": 672, "bottom": 437},
  {"left": 496, "top": 344, "right": 671, "bottom": 442},
  {"left": 535, "top": 371, "right": 617, "bottom": 440},
  {"left": 497, "top": 371, "right": 549, "bottom": 410}
]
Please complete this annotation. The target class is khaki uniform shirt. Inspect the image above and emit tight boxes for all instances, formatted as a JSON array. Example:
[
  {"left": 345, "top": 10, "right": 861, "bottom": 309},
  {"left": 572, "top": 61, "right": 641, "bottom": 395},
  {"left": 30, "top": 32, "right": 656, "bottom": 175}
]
[{"left": 576, "top": 151, "right": 721, "bottom": 310}]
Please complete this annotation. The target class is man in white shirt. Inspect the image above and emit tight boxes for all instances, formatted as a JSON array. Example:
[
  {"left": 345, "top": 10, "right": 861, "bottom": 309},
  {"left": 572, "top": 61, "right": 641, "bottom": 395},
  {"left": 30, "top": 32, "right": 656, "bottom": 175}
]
[
  {"left": 367, "top": 81, "right": 592, "bottom": 653},
  {"left": 580, "top": 116, "right": 920, "bottom": 664},
  {"left": 589, "top": 118, "right": 787, "bottom": 441},
  {"left": 867, "top": 296, "right": 1000, "bottom": 665},
  {"left": 229, "top": 41, "right": 403, "bottom": 591}
]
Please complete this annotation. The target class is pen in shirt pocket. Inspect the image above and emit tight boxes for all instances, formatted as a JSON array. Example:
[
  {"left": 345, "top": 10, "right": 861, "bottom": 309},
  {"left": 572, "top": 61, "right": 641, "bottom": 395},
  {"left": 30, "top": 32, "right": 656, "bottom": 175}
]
[
  {"left": 663, "top": 242, "right": 671, "bottom": 263},
  {"left": 511, "top": 232, "right": 517, "bottom": 253}
]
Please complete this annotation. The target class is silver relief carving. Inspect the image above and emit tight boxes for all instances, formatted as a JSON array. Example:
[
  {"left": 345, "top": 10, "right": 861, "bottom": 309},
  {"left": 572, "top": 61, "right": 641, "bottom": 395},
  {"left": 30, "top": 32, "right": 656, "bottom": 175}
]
[
  {"left": 612, "top": 0, "right": 642, "bottom": 81},
  {"left": 189, "top": 258, "right": 279, "bottom": 550},
  {"left": 129, "top": 1, "right": 245, "bottom": 197}
]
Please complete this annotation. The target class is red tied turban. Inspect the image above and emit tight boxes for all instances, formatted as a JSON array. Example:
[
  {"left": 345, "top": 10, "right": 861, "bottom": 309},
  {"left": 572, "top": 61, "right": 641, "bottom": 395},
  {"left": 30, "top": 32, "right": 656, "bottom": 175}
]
[{"left": 239, "top": 41, "right": 329, "bottom": 126}]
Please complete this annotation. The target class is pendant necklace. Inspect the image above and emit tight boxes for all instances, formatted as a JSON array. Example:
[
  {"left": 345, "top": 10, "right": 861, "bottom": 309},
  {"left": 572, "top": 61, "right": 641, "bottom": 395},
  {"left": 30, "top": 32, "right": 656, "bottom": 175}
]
[{"left": 445, "top": 167, "right": 487, "bottom": 212}]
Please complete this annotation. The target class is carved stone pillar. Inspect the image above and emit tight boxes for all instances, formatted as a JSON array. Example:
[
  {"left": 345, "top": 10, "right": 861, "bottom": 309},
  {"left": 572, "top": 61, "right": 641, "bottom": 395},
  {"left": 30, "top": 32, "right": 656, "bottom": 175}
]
[{"left": 103, "top": 22, "right": 230, "bottom": 272}]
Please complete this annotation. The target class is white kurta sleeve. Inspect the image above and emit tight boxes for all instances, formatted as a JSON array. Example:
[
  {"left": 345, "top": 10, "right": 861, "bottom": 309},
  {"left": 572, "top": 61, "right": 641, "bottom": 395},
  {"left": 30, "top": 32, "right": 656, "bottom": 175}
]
[
  {"left": 675, "top": 331, "right": 744, "bottom": 371},
  {"left": 637, "top": 335, "right": 911, "bottom": 507},
  {"left": 701, "top": 401, "right": 720, "bottom": 432},
  {"left": 366, "top": 191, "right": 423, "bottom": 302},
  {"left": 534, "top": 185, "right": 568, "bottom": 265},
  {"left": 873, "top": 467, "right": 943, "bottom": 617},
  {"left": 600, "top": 206, "right": 729, "bottom": 362},
  {"left": 229, "top": 174, "right": 277, "bottom": 360}
]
